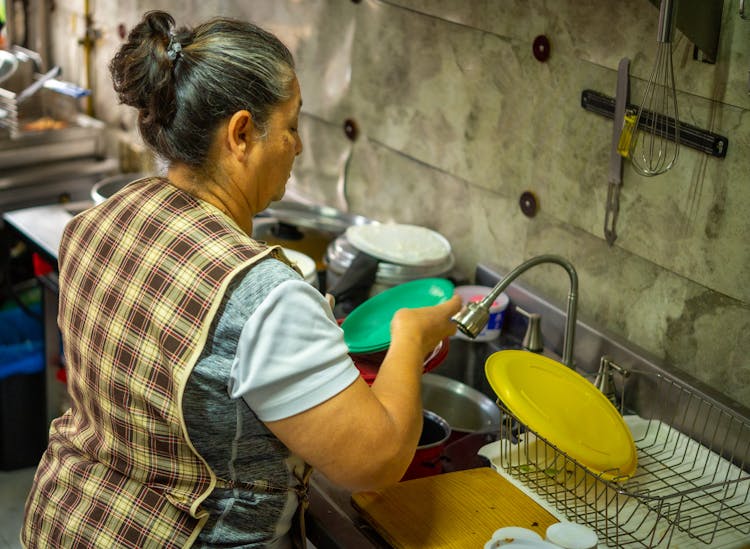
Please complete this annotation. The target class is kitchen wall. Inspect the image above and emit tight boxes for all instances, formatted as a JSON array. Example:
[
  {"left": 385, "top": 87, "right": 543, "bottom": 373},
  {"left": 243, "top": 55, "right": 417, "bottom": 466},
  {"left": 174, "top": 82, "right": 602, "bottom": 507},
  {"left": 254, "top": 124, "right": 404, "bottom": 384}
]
[{"left": 46, "top": 0, "right": 749, "bottom": 407}]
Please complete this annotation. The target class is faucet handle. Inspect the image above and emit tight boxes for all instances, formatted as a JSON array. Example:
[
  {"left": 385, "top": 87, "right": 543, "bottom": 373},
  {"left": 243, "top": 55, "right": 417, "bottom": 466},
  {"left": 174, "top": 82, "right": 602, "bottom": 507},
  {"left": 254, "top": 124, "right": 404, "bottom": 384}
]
[{"left": 516, "top": 306, "right": 543, "bottom": 353}]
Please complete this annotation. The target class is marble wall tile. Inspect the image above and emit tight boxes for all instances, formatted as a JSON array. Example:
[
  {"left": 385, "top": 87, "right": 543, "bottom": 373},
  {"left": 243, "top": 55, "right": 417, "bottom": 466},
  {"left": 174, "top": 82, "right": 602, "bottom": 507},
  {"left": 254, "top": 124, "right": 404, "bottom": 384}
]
[
  {"left": 41, "top": 0, "right": 749, "bottom": 407},
  {"left": 517, "top": 213, "right": 750, "bottom": 407},
  {"left": 540, "top": 60, "right": 750, "bottom": 303},
  {"left": 342, "top": 1, "right": 749, "bottom": 305},
  {"left": 392, "top": 0, "right": 750, "bottom": 109},
  {"left": 289, "top": 113, "right": 352, "bottom": 209},
  {"left": 217, "top": 0, "right": 359, "bottom": 120},
  {"left": 348, "top": 0, "right": 528, "bottom": 193}
]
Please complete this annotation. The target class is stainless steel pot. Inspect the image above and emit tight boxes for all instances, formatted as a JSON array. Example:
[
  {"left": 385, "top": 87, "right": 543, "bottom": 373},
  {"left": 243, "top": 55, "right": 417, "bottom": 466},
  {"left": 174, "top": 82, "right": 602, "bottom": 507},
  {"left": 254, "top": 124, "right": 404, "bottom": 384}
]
[
  {"left": 91, "top": 173, "right": 150, "bottom": 204},
  {"left": 421, "top": 373, "right": 501, "bottom": 436},
  {"left": 261, "top": 200, "right": 372, "bottom": 235},
  {"left": 325, "top": 234, "right": 455, "bottom": 296}
]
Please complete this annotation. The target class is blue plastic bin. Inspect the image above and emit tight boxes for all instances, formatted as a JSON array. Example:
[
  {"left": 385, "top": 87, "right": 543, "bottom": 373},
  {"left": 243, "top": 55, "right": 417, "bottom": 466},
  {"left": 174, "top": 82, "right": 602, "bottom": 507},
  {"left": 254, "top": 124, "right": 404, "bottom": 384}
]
[
  {"left": 0, "top": 303, "right": 44, "bottom": 378},
  {"left": 0, "top": 303, "right": 47, "bottom": 470}
]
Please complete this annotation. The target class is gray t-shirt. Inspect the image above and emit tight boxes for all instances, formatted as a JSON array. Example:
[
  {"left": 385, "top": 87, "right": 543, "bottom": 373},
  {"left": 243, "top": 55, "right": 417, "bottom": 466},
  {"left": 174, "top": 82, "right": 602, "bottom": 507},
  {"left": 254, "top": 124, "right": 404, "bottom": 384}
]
[{"left": 183, "top": 258, "right": 359, "bottom": 548}]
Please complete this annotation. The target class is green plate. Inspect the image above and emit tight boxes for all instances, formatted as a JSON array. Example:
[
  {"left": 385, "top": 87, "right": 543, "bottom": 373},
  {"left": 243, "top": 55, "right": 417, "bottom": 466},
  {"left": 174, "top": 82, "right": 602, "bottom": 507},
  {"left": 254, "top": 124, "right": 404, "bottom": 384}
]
[{"left": 342, "top": 278, "right": 455, "bottom": 354}]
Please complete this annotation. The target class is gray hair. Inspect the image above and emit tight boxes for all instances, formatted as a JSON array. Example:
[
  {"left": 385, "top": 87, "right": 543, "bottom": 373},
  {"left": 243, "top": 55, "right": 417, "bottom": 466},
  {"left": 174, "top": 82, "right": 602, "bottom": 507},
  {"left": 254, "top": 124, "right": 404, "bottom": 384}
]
[{"left": 109, "top": 11, "right": 295, "bottom": 166}]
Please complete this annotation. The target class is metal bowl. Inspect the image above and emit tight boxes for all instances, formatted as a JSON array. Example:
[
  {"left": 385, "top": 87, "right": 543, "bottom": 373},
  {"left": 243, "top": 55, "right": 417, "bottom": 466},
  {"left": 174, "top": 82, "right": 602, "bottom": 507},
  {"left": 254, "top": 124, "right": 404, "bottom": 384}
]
[{"left": 421, "top": 373, "right": 501, "bottom": 435}]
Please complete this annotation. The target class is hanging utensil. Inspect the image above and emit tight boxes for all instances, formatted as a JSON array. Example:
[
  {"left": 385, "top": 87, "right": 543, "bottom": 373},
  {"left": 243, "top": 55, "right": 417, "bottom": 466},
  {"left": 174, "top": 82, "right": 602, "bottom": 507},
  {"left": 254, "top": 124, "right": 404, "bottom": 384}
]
[
  {"left": 15, "top": 66, "right": 62, "bottom": 104},
  {"left": 628, "top": 0, "right": 680, "bottom": 176},
  {"left": 605, "top": 58, "right": 630, "bottom": 246}
]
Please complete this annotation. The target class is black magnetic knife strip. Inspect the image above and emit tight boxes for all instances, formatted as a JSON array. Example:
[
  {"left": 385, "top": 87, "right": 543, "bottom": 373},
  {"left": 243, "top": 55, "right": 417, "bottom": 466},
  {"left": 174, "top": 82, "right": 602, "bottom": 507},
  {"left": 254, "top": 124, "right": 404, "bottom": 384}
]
[{"left": 581, "top": 89, "right": 728, "bottom": 158}]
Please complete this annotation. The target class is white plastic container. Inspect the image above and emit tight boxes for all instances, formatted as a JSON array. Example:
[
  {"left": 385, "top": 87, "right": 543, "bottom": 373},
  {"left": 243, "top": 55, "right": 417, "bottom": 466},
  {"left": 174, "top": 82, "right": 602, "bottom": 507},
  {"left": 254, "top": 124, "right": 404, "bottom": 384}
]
[
  {"left": 545, "top": 521, "right": 598, "bottom": 549},
  {"left": 454, "top": 285, "right": 509, "bottom": 342},
  {"left": 282, "top": 248, "right": 318, "bottom": 288}
]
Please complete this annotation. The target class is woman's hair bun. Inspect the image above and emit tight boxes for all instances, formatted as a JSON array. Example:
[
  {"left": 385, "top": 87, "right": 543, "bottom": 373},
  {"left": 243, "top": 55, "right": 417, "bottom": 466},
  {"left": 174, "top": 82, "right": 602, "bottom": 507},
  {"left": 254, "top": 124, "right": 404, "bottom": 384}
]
[{"left": 109, "top": 11, "right": 183, "bottom": 127}]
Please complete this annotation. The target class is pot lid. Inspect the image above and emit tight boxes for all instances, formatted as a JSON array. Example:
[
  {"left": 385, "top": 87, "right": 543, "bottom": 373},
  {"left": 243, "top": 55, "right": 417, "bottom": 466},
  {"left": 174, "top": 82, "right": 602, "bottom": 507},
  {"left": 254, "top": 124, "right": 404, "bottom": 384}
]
[
  {"left": 262, "top": 200, "right": 372, "bottom": 235},
  {"left": 345, "top": 223, "right": 452, "bottom": 267}
]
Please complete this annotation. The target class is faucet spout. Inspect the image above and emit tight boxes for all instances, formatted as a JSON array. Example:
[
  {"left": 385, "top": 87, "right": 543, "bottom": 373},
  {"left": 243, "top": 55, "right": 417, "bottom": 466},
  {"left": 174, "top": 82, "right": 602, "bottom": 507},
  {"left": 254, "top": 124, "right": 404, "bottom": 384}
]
[{"left": 452, "top": 255, "right": 579, "bottom": 368}]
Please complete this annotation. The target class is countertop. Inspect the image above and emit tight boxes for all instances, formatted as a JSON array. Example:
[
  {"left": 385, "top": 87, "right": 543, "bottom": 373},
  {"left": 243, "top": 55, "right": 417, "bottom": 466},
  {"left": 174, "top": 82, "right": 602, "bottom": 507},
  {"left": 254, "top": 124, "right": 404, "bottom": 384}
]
[{"left": 3, "top": 201, "right": 89, "bottom": 263}]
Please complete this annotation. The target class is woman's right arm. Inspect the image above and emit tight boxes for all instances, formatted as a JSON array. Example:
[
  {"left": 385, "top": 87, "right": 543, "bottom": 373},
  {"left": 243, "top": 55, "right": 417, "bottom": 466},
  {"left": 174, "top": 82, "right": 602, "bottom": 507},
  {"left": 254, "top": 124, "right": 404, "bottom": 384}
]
[{"left": 264, "top": 295, "right": 462, "bottom": 491}]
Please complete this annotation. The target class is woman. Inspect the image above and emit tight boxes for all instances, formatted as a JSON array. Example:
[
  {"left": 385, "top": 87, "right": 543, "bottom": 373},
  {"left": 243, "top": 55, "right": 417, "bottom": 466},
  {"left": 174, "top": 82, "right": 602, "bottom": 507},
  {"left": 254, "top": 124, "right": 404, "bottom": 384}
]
[{"left": 22, "top": 10, "right": 461, "bottom": 549}]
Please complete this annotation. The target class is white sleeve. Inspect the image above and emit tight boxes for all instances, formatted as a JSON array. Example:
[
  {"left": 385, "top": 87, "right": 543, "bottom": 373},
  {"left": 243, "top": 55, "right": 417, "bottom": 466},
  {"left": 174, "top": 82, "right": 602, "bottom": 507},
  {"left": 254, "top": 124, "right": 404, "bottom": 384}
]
[{"left": 228, "top": 278, "right": 360, "bottom": 421}]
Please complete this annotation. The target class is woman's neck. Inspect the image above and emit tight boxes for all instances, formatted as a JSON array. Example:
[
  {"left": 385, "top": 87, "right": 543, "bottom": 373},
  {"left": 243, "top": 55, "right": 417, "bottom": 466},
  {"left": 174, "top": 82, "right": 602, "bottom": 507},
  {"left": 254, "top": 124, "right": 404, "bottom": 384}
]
[{"left": 167, "top": 164, "right": 254, "bottom": 235}]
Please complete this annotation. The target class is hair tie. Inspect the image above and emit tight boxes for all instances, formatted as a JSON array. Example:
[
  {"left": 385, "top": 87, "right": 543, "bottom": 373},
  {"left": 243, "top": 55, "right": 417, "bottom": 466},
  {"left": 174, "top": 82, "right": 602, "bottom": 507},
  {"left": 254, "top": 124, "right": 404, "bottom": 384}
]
[{"left": 167, "top": 33, "right": 182, "bottom": 61}]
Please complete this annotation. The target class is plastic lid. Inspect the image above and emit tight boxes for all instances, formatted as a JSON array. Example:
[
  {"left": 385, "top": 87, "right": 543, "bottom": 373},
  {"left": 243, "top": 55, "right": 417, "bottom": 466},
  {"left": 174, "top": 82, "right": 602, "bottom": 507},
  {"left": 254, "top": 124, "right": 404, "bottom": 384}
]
[
  {"left": 342, "top": 278, "right": 454, "bottom": 354},
  {"left": 345, "top": 223, "right": 452, "bottom": 267},
  {"left": 485, "top": 350, "right": 637, "bottom": 481}
]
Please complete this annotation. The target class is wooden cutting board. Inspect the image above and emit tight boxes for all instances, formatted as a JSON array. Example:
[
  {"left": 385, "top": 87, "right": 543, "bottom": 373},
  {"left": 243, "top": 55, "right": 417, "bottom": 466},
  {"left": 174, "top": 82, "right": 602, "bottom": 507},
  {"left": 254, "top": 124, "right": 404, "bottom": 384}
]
[{"left": 352, "top": 468, "right": 558, "bottom": 548}]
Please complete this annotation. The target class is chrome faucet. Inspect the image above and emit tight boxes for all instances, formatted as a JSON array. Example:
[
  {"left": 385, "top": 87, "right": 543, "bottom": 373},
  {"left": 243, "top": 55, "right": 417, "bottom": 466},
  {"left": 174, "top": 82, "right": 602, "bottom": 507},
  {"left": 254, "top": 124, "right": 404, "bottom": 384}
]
[{"left": 451, "top": 255, "right": 579, "bottom": 368}]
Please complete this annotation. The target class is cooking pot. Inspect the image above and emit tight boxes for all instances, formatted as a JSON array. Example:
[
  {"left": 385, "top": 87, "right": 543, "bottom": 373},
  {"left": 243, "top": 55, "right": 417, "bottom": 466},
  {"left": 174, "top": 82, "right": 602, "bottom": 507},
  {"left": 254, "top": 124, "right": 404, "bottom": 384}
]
[
  {"left": 91, "top": 172, "right": 150, "bottom": 204},
  {"left": 421, "top": 373, "right": 501, "bottom": 443},
  {"left": 402, "top": 410, "right": 451, "bottom": 481},
  {"left": 280, "top": 248, "right": 318, "bottom": 289},
  {"left": 253, "top": 203, "right": 373, "bottom": 273},
  {"left": 253, "top": 217, "right": 336, "bottom": 273},
  {"left": 261, "top": 199, "right": 371, "bottom": 234},
  {"left": 325, "top": 234, "right": 455, "bottom": 297}
]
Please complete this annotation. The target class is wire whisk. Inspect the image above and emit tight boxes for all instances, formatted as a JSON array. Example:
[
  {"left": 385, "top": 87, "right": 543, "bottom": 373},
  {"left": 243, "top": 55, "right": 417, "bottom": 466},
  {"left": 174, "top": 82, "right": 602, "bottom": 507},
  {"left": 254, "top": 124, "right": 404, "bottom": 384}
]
[{"left": 629, "top": 0, "right": 680, "bottom": 176}]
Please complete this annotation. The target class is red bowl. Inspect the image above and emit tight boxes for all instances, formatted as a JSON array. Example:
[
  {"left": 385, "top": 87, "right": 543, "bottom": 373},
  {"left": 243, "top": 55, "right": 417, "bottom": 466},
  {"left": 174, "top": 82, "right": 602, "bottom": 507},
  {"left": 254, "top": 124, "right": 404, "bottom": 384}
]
[{"left": 337, "top": 318, "right": 450, "bottom": 385}]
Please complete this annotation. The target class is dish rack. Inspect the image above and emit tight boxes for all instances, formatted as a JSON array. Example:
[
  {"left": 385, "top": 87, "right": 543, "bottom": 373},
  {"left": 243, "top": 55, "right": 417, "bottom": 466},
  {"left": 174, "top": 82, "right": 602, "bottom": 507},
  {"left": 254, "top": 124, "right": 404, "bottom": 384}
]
[{"left": 492, "top": 368, "right": 750, "bottom": 548}]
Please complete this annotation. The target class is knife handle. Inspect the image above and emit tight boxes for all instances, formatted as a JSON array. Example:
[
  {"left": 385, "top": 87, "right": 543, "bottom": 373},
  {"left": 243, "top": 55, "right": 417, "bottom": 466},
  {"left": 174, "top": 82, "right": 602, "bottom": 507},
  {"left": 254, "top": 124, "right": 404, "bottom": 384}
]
[{"left": 617, "top": 109, "right": 638, "bottom": 158}]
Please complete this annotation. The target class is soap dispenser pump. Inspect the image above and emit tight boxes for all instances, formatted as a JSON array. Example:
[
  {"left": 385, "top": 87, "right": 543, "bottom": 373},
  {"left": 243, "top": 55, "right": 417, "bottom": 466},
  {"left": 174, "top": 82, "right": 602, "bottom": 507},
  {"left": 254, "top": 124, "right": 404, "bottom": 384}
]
[{"left": 517, "top": 306, "right": 543, "bottom": 353}]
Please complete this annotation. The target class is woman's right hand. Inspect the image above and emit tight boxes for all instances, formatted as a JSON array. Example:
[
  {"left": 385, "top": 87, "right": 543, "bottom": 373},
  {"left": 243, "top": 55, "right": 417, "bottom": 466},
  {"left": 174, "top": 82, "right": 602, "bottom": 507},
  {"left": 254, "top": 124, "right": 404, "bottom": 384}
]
[{"left": 389, "top": 294, "right": 462, "bottom": 359}]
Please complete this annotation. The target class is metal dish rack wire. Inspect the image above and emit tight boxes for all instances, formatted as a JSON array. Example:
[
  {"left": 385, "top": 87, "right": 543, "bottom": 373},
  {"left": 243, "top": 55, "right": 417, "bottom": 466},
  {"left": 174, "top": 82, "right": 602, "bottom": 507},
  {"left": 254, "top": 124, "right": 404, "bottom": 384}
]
[{"left": 494, "top": 368, "right": 750, "bottom": 548}]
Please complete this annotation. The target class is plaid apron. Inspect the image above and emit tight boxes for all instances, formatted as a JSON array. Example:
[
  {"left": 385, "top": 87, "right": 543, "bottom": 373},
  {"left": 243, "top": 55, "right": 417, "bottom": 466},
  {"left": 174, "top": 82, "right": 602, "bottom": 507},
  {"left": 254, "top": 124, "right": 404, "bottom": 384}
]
[{"left": 22, "top": 177, "right": 301, "bottom": 548}]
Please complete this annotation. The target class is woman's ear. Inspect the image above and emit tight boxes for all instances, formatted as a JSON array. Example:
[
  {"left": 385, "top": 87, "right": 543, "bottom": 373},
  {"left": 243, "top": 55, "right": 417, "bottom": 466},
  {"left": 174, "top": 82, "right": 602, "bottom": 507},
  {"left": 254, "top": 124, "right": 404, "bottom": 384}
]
[{"left": 226, "top": 110, "right": 255, "bottom": 160}]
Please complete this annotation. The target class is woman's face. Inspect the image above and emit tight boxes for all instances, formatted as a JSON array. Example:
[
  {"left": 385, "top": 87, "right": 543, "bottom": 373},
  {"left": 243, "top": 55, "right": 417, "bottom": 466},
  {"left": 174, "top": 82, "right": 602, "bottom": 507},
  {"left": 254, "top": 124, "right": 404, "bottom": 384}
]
[{"left": 249, "top": 76, "right": 303, "bottom": 209}]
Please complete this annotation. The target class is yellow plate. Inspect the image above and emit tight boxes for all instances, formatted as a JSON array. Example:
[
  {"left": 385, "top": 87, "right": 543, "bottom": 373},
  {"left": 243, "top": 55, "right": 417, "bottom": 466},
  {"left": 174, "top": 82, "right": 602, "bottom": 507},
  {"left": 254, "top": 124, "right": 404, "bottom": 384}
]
[{"left": 485, "top": 350, "right": 637, "bottom": 481}]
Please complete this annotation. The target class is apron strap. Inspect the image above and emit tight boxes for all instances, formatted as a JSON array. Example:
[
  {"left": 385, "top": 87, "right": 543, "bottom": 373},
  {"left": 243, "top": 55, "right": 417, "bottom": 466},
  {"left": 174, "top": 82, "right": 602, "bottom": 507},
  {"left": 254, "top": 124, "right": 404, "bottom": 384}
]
[{"left": 215, "top": 462, "right": 314, "bottom": 548}]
